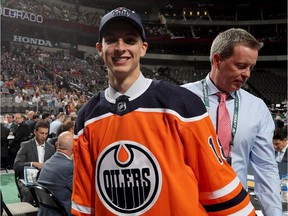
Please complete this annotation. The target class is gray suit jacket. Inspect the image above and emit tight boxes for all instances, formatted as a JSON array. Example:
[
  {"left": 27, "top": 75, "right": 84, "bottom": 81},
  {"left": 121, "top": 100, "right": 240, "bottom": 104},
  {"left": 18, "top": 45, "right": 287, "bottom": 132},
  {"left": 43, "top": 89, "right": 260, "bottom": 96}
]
[
  {"left": 282, "top": 149, "right": 288, "bottom": 162},
  {"left": 37, "top": 152, "right": 74, "bottom": 216},
  {"left": 13, "top": 138, "right": 56, "bottom": 179},
  {"left": 278, "top": 149, "right": 288, "bottom": 178}
]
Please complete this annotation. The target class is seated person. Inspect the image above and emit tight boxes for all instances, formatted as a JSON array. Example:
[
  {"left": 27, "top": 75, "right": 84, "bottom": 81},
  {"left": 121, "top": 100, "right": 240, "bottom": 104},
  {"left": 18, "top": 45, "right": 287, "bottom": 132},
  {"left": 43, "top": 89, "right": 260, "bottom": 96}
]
[
  {"left": 1, "top": 121, "right": 10, "bottom": 168},
  {"left": 273, "top": 126, "right": 287, "bottom": 178},
  {"left": 37, "top": 131, "right": 74, "bottom": 216},
  {"left": 48, "top": 119, "right": 75, "bottom": 147},
  {"left": 13, "top": 121, "right": 55, "bottom": 204},
  {"left": 9, "top": 113, "right": 31, "bottom": 167}
]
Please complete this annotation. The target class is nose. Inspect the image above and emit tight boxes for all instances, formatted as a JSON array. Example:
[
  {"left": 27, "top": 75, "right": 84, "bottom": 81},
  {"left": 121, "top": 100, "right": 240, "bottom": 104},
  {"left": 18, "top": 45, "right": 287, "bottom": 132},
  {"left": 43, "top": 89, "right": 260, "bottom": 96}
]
[
  {"left": 115, "top": 38, "right": 126, "bottom": 51},
  {"left": 241, "top": 68, "right": 251, "bottom": 79}
]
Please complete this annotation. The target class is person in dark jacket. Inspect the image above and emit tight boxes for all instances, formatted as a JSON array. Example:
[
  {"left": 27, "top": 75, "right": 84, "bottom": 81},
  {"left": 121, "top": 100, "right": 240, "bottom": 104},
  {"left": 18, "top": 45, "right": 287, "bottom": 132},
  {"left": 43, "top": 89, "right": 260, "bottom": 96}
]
[
  {"left": 37, "top": 131, "right": 74, "bottom": 216},
  {"left": 9, "top": 113, "right": 31, "bottom": 167}
]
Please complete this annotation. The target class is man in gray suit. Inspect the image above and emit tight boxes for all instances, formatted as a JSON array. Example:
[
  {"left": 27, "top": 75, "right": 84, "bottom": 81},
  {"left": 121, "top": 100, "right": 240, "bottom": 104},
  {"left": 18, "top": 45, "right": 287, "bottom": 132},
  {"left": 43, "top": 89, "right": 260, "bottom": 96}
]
[
  {"left": 37, "top": 131, "right": 74, "bottom": 216},
  {"left": 13, "top": 120, "right": 55, "bottom": 204}
]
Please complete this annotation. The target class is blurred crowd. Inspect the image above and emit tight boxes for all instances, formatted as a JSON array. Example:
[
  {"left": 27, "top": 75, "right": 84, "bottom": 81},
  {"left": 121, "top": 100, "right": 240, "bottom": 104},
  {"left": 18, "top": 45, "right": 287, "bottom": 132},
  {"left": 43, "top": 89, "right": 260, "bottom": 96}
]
[
  {"left": 1, "top": 42, "right": 287, "bottom": 115},
  {"left": 1, "top": 43, "right": 107, "bottom": 113}
]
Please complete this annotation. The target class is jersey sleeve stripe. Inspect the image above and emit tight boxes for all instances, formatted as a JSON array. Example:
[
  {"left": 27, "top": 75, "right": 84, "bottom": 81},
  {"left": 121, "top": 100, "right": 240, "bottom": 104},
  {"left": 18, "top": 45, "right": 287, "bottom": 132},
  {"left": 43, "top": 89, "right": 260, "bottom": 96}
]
[
  {"left": 74, "top": 129, "right": 83, "bottom": 138},
  {"left": 229, "top": 201, "right": 256, "bottom": 216},
  {"left": 85, "top": 112, "right": 114, "bottom": 127},
  {"left": 200, "top": 176, "right": 240, "bottom": 199},
  {"left": 203, "top": 187, "right": 248, "bottom": 212},
  {"left": 71, "top": 201, "right": 93, "bottom": 215}
]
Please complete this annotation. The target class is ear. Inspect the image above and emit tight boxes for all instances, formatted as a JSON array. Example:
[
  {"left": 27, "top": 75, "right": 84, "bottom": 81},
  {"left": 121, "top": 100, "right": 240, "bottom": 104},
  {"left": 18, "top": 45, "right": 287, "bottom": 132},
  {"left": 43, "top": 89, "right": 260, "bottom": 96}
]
[
  {"left": 212, "top": 53, "right": 221, "bottom": 68},
  {"left": 140, "top": 42, "right": 148, "bottom": 57},
  {"left": 96, "top": 42, "right": 103, "bottom": 57}
]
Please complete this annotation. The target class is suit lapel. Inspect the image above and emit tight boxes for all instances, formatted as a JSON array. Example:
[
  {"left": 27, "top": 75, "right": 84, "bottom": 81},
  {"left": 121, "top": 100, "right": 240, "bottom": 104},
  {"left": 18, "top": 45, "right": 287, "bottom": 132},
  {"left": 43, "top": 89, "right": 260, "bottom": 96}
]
[
  {"left": 43, "top": 142, "right": 53, "bottom": 162},
  {"left": 44, "top": 143, "right": 48, "bottom": 162},
  {"left": 282, "top": 149, "right": 288, "bottom": 162},
  {"left": 32, "top": 140, "right": 39, "bottom": 162}
]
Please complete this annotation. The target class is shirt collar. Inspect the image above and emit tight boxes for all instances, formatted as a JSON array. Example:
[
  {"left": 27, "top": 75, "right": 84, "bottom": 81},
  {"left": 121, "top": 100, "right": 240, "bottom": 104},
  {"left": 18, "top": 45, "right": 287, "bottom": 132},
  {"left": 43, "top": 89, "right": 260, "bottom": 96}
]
[
  {"left": 58, "top": 151, "right": 72, "bottom": 160},
  {"left": 35, "top": 139, "right": 45, "bottom": 147},
  {"left": 106, "top": 73, "right": 152, "bottom": 101},
  {"left": 205, "top": 74, "right": 236, "bottom": 99},
  {"left": 280, "top": 143, "right": 288, "bottom": 153}
]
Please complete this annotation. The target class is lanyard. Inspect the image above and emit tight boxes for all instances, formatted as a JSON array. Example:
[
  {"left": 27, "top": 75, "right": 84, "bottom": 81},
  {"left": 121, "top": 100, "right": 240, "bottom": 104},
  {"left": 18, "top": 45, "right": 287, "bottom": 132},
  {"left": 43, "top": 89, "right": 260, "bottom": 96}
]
[{"left": 202, "top": 79, "right": 239, "bottom": 144}]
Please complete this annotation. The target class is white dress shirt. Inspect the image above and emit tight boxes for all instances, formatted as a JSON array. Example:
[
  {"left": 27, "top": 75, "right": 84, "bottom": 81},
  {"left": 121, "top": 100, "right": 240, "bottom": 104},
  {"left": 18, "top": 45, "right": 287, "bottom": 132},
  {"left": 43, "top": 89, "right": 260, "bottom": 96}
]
[
  {"left": 30, "top": 143, "right": 45, "bottom": 167},
  {"left": 33, "top": 140, "right": 45, "bottom": 165},
  {"left": 276, "top": 143, "right": 288, "bottom": 162}
]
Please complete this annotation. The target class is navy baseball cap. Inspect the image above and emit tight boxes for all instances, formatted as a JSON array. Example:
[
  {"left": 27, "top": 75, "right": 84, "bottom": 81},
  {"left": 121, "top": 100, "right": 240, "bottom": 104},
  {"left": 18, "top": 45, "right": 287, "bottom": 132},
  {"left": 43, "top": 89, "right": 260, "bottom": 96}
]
[{"left": 98, "top": 7, "right": 146, "bottom": 42}]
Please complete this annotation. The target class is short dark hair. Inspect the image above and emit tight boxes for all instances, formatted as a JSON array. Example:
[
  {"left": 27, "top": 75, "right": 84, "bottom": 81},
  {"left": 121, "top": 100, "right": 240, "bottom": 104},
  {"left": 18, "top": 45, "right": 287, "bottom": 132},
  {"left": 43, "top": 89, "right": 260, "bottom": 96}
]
[
  {"left": 34, "top": 120, "right": 50, "bottom": 131},
  {"left": 41, "top": 112, "right": 50, "bottom": 119},
  {"left": 273, "top": 126, "right": 287, "bottom": 140},
  {"left": 32, "top": 114, "right": 40, "bottom": 120},
  {"left": 56, "top": 120, "right": 75, "bottom": 136},
  {"left": 276, "top": 119, "right": 285, "bottom": 129}
]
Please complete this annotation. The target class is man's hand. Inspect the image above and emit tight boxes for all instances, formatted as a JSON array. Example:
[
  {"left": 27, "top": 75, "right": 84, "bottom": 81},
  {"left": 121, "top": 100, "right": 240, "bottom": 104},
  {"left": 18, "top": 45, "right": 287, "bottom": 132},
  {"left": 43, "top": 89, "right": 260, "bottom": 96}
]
[{"left": 32, "top": 162, "right": 43, "bottom": 169}]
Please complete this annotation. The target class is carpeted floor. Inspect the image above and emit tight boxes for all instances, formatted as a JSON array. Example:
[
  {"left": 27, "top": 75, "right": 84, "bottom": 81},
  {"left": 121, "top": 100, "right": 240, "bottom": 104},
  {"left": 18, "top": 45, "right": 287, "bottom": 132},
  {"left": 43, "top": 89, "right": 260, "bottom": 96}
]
[{"left": 0, "top": 171, "right": 21, "bottom": 204}]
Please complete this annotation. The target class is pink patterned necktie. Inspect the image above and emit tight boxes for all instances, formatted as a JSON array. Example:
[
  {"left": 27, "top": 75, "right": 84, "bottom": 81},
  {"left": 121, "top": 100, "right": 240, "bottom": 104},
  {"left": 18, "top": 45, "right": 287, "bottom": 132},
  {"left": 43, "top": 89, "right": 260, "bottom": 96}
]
[{"left": 216, "top": 92, "right": 232, "bottom": 157}]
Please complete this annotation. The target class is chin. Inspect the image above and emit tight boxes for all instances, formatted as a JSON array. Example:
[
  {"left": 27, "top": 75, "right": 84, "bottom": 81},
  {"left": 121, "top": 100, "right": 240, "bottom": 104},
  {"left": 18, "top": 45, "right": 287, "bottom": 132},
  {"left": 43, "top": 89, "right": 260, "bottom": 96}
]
[{"left": 232, "top": 84, "right": 242, "bottom": 90}]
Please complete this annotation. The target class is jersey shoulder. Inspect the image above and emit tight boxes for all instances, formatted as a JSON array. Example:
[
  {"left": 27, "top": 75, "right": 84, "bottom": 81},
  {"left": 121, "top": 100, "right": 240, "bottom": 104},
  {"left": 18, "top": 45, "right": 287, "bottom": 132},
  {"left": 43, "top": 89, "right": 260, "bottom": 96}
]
[{"left": 147, "top": 80, "right": 207, "bottom": 118}]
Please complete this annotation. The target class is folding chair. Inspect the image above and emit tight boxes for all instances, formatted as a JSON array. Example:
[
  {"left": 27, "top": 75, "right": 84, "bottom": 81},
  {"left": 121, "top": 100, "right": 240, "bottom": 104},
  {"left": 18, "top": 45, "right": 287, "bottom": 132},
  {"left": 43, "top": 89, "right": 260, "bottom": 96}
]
[
  {"left": 1, "top": 189, "right": 38, "bottom": 216},
  {"left": 29, "top": 184, "right": 68, "bottom": 216},
  {"left": 14, "top": 171, "right": 24, "bottom": 201}
]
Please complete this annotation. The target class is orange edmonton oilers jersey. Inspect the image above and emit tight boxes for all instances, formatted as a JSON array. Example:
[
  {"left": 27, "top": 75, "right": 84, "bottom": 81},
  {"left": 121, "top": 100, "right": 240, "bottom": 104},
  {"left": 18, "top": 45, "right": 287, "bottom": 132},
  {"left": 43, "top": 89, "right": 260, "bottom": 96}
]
[{"left": 71, "top": 80, "right": 255, "bottom": 216}]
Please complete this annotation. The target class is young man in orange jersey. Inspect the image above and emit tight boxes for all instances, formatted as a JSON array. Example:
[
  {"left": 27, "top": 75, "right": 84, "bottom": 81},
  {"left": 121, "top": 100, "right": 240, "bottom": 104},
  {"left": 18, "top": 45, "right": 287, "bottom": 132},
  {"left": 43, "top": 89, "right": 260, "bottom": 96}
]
[{"left": 71, "top": 7, "right": 256, "bottom": 216}]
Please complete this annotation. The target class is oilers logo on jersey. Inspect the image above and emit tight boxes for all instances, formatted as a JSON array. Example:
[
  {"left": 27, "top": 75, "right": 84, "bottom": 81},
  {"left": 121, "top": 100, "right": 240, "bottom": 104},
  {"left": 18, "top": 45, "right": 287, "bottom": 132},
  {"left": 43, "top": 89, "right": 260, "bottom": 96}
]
[{"left": 96, "top": 140, "right": 162, "bottom": 215}]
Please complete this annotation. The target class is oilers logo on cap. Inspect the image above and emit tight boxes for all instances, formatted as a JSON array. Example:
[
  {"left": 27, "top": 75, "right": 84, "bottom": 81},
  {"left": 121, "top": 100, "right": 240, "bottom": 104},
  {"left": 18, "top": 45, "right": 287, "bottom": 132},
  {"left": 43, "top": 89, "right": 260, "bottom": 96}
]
[
  {"left": 111, "top": 7, "right": 133, "bottom": 17},
  {"left": 96, "top": 140, "right": 162, "bottom": 215}
]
